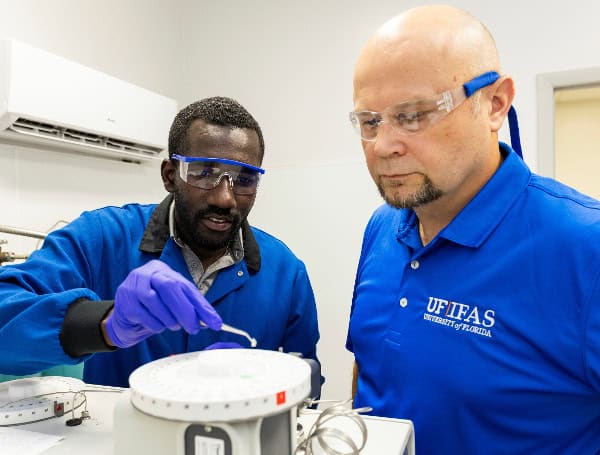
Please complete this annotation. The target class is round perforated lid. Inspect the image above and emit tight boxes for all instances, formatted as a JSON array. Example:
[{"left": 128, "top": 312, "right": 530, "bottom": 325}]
[
  {"left": 129, "top": 349, "right": 311, "bottom": 422},
  {"left": 0, "top": 376, "right": 85, "bottom": 426}
]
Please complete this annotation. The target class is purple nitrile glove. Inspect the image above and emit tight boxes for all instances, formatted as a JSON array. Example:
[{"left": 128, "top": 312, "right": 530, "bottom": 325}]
[
  {"left": 105, "top": 260, "right": 222, "bottom": 348},
  {"left": 204, "top": 342, "right": 243, "bottom": 350}
]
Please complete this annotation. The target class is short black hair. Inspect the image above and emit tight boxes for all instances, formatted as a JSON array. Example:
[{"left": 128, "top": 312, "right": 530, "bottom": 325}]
[{"left": 168, "top": 96, "right": 265, "bottom": 161}]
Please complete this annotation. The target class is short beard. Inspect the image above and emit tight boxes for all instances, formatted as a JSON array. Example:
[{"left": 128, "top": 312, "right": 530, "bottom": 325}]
[
  {"left": 378, "top": 175, "right": 443, "bottom": 209},
  {"left": 173, "top": 190, "right": 242, "bottom": 251}
]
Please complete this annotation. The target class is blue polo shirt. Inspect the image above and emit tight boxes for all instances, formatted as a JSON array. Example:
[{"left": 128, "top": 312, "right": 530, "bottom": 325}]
[{"left": 347, "top": 144, "right": 600, "bottom": 454}]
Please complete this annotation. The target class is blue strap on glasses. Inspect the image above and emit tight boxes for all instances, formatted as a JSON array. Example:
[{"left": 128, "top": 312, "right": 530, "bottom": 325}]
[{"left": 463, "top": 71, "right": 523, "bottom": 160}]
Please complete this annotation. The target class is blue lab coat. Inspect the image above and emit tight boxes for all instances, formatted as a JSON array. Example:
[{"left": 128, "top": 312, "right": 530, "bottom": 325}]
[{"left": 0, "top": 196, "right": 320, "bottom": 387}]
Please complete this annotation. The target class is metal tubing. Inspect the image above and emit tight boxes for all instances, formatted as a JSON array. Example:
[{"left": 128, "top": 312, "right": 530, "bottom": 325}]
[{"left": 0, "top": 225, "right": 47, "bottom": 239}]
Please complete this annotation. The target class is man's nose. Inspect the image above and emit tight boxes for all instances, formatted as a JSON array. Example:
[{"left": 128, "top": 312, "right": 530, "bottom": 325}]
[
  {"left": 207, "top": 173, "right": 236, "bottom": 207},
  {"left": 371, "top": 121, "right": 408, "bottom": 157}
]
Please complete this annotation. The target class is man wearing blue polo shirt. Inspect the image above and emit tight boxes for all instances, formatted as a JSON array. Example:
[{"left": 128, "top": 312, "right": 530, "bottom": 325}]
[{"left": 346, "top": 5, "right": 600, "bottom": 454}]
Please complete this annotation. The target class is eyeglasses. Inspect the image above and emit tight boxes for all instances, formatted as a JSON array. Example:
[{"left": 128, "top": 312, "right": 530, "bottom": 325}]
[
  {"left": 171, "top": 154, "right": 265, "bottom": 195},
  {"left": 349, "top": 71, "right": 501, "bottom": 141}
]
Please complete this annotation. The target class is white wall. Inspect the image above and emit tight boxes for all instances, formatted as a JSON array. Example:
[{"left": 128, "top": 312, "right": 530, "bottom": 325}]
[
  {"left": 0, "top": 0, "right": 182, "bottom": 253},
  {"left": 3, "top": 0, "right": 600, "bottom": 402}
]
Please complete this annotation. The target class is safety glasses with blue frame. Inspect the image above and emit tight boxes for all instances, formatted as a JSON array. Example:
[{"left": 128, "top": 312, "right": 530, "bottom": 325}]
[
  {"left": 171, "top": 154, "right": 265, "bottom": 196},
  {"left": 349, "top": 71, "right": 504, "bottom": 141}
]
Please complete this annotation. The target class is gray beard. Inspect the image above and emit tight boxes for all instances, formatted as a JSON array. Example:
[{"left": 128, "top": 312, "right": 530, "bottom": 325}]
[{"left": 378, "top": 175, "right": 443, "bottom": 209}]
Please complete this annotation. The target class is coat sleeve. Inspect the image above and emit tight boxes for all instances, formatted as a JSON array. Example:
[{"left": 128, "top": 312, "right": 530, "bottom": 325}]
[
  {"left": 279, "top": 261, "right": 320, "bottom": 363},
  {"left": 0, "top": 212, "right": 104, "bottom": 375}
]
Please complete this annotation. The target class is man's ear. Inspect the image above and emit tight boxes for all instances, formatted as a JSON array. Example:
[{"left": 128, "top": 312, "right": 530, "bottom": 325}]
[
  {"left": 161, "top": 158, "right": 176, "bottom": 193},
  {"left": 489, "top": 76, "right": 515, "bottom": 133}
]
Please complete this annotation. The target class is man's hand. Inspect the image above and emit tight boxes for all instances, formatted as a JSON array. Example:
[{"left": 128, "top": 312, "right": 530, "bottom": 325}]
[{"left": 104, "top": 260, "right": 222, "bottom": 348}]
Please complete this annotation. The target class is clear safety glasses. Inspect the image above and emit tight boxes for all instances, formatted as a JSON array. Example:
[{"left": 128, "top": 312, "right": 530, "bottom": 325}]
[
  {"left": 171, "top": 154, "right": 265, "bottom": 195},
  {"left": 349, "top": 71, "right": 501, "bottom": 141}
]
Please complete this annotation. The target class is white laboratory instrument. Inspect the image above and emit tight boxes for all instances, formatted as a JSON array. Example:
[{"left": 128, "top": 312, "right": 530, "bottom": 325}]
[
  {"left": 0, "top": 363, "right": 414, "bottom": 453},
  {"left": 0, "top": 376, "right": 86, "bottom": 426},
  {"left": 113, "top": 349, "right": 311, "bottom": 454}
]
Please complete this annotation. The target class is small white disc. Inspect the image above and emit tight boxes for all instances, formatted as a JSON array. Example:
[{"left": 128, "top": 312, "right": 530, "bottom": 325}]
[{"left": 0, "top": 376, "right": 85, "bottom": 426}]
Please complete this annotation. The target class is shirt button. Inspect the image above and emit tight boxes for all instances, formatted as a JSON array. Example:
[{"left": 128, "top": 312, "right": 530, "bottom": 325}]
[
  {"left": 410, "top": 260, "right": 419, "bottom": 270},
  {"left": 399, "top": 297, "right": 408, "bottom": 307},
  {"left": 237, "top": 271, "right": 244, "bottom": 277}
]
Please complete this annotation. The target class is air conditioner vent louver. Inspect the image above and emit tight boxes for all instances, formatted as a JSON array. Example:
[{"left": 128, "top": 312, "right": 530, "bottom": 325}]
[{"left": 9, "top": 117, "right": 162, "bottom": 158}]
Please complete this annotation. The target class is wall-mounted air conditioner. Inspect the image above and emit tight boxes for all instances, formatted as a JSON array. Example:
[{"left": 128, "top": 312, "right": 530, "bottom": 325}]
[{"left": 0, "top": 40, "right": 177, "bottom": 164}]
